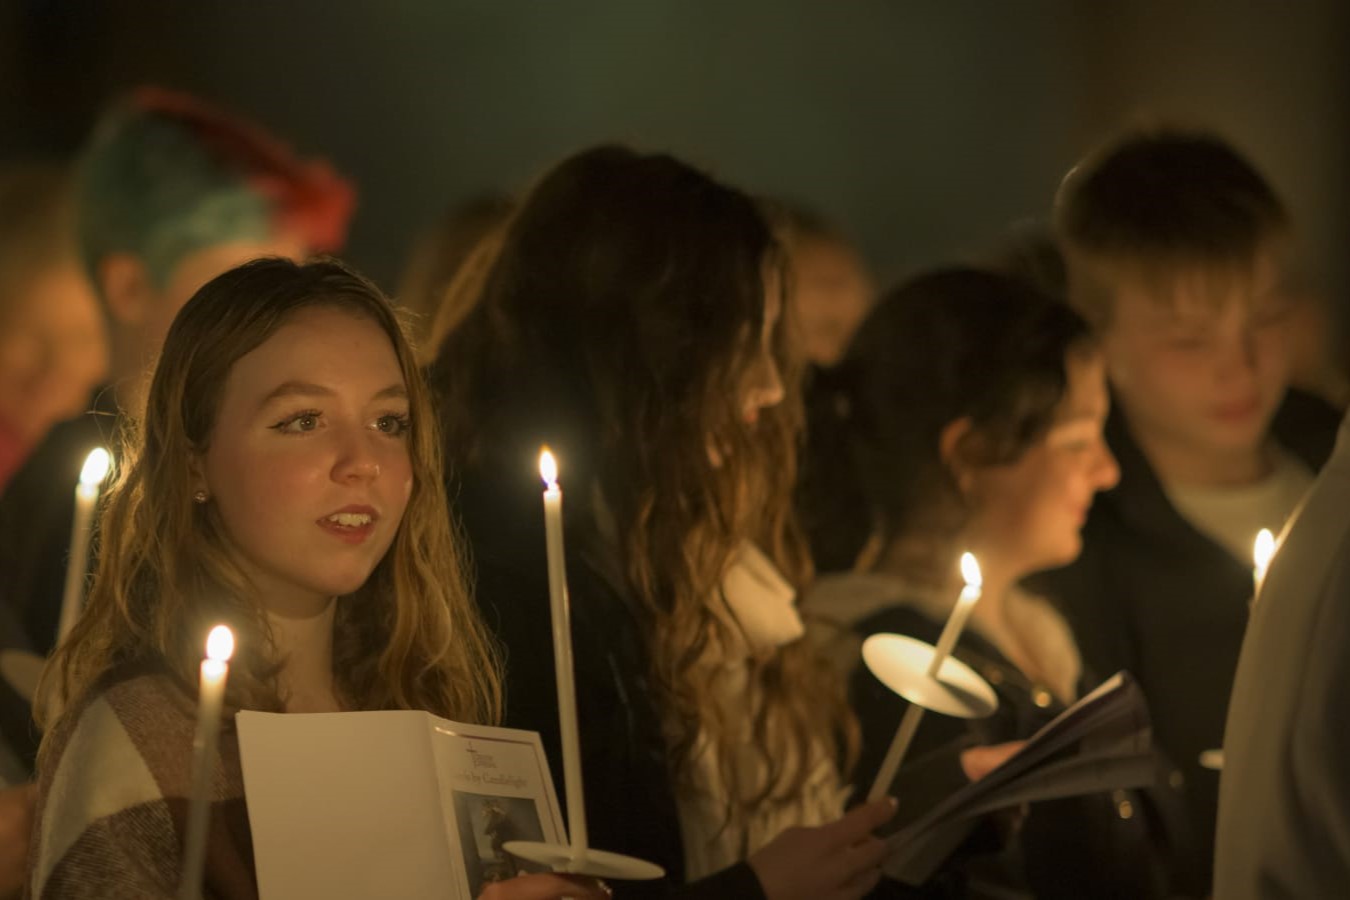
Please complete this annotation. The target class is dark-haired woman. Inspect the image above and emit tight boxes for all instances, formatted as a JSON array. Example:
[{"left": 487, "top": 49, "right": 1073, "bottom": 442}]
[
  {"left": 435, "top": 145, "right": 895, "bottom": 900},
  {"left": 802, "top": 268, "right": 1187, "bottom": 898}
]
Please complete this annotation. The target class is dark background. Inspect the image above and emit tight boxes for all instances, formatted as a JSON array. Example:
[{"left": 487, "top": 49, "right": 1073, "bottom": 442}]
[{"left": 3, "top": 1, "right": 1347, "bottom": 323}]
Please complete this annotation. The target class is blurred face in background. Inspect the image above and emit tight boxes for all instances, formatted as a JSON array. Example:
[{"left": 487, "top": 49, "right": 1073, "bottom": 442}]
[
  {"left": 965, "top": 350, "right": 1119, "bottom": 577},
  {"left": 0, "top": 261, "right": 107, "bottom": 443},
  {"left": 789, "top": 236, "right": 874, "bottom": 367},
  {"left": 98, "top": 230, "right": 310, "bottom": 413},
  {"left": 1096, "top": 253, "right": 1294, "bottom": 480}
]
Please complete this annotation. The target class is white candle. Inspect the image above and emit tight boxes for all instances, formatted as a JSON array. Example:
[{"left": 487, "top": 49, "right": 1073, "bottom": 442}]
[
  {"left": 1252, "top": 528, "right": 1275, "bottom": 592},
  {"left": 179, "top": 625, "right": 234, "bottom": 900},
  {"left": 538, "top": 449, "right": 588, "bottom": 857},
  {"left": 868, "top": 552, "right": 983, "bottom": 802},
  {"left": 57, "top": 448, "right": 112, "bottom": 646},
  {"left": 929, "top": 553, "right": 983, "bottom": 669}
]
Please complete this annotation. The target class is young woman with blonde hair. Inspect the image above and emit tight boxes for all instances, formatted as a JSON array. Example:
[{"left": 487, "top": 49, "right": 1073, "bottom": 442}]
[{"left": 30, "top": 257, "right": 606, "bottom": 900}]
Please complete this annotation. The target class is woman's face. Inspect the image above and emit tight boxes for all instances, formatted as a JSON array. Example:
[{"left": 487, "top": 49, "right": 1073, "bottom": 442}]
[
  {"left": 198, "top": 305, "right": 414, "bottom": 616},
  {"left": 965, "top": 350, "right": 1119, "bottom": 578}
]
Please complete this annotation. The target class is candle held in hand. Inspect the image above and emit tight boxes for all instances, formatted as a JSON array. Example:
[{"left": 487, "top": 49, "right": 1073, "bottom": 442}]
[
  {"left": 179, "top": 625, "right": 234, "bottom": 900},
  {"left": 57, "top": 447, "right": 112, "bottom": 645},
  {"left": 868, "top": 552, "right": 983, "bottom": 802},
  {"left": 539, "top": 448, "right": 588, "bottom": 858}
]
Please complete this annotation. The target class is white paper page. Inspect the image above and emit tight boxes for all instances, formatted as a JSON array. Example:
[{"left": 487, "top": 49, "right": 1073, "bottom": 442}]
[
  {"left": 426, "top": 719, "right": 566, "bottom": 898},
  {"left": 238, "top": 710, "right": 458, "bottom": 900}
]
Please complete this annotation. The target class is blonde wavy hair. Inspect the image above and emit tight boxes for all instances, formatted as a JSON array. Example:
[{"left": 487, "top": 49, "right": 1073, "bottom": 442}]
[
  {"left": 437, "top": 146, "right": 857, "bottom": 819},
  {"left": 36, "top": 258, "right": 500, "bottom": 747}
]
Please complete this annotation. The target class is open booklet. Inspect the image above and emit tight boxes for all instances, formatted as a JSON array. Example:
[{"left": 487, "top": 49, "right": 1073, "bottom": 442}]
[
  {"left": 883, "top": 671, "right": 1157, "bottom": 885},
  {"left": 237, "top": 711, "right": 565, "bottom": 900}
]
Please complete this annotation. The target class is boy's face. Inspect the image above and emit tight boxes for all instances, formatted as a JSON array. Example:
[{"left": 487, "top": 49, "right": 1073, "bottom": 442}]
[{"left": 1098, "top": 255, "right": 1294, "bottom": 462}]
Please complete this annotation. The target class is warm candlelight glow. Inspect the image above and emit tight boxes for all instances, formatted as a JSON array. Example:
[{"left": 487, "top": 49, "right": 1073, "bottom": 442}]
[
  {"left": 869, "top": 548, "right": 985, "bottom": 801},
  {"left": 539, "top": 448, "right": 558, "bottom": 488},
  {"left": 79, "top": 447, "right": 111, "bottom": 487},
  {"left": 182, "top": 624, "right": 235, "bottom": 898},
  {"left": 206, "top": 625, "right": 235, "bottom": 663},
  {"left": 960, "top": 551, "right": 982, "bottom": 589},
  {"left": 1253, "top": 529, "right": 1275, "bottom": 580}
]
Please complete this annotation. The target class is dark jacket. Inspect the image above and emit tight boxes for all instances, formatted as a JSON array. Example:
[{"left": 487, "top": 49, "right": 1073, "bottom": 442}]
[
  {"left": 1029, "top": 388, "right": 1341, "bottom": 895},
  {"left": 0, "top": 387, "right": 120, "bottom": 772},
  {"left": 843, "top": 587, "right": 1181, "bottom": 900},
  {"left": 0, "top": 387, "right": 120, "bottom": 655},
  {"left": 451, "top": 460, "right": 765, "bottom": 900}
]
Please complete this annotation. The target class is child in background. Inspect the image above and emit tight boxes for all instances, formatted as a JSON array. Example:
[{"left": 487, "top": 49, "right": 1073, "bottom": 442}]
[
  {"left": 0, "top": 87, "right": 355, "bottom": 663},
  {"left": 1036, "top": 127, "right": 1342, "bottom": 895}
]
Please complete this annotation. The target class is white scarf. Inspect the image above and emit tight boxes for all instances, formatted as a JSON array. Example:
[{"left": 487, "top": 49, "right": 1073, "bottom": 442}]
[{"left": 673, "top": 543, "right": 848, "bottom": 880}]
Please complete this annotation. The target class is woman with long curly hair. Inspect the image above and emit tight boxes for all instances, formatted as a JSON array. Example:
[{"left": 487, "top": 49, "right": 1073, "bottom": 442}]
[
  {"left": 30, "top": 257, "right": 607, "bottom": 900},
  {"left": 435, "top": 145, "right": 895, "bottom": 900}
]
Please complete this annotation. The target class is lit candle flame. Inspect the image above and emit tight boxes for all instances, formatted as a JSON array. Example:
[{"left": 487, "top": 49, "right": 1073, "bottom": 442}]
[
  {"left": 1253, "top": 528, "right": 1275, "bottom": 580},
  {"left": 539, "top": 448, "right": 558, "bottom": 488},
  {"left": 960, "top": 552, "right": 982, "bottom": 589},
  {"left": 205, "top": 625, "right": 235, "bottom": 663},
  {"left": 79, "top": 447, "right": 111, "bottom": 487}
]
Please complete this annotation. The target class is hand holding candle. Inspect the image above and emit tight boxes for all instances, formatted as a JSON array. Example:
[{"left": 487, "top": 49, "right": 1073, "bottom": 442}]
[
  {"left": 179, "top": 625, "right": 234, "bottom": 900},
  {"left": 868, "top": 553, "right": 983, "bottom": 802},
  {"left": 57, "top": 447, "right": 112, "bottom": 646}
]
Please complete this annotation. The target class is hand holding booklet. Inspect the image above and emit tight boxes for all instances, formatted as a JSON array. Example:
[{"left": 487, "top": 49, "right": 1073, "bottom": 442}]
[
  {"left": 237, "top": 711, "right": 567, "bottom": 900},
  {"left": 883, "top": 671, "right": 1157, "bottom": 885}
]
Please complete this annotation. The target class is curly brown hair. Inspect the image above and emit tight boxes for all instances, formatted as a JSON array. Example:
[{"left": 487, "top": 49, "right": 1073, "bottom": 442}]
[{"left": 436, "top": 145, "right": 857, "bottom": 816}]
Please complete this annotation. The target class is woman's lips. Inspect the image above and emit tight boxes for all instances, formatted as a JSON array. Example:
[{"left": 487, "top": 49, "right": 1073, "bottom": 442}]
[
  {"left": 317, "top": 506, "right": 378, "bottom": 545},
  {"left": 1211, "top": 399, "right": 1261, "bottom": 424},
  {"left": 317, "top": 519, "right": 374, "bottom": 544}
]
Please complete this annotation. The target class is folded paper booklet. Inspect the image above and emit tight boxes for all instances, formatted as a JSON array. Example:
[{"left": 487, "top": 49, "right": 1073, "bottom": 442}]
[
  {"left": 237, "top": 711, "right": 565, "bottom": 900},
  {"left": 883, "top": 671, "right": 1157, "bottom": 885}
]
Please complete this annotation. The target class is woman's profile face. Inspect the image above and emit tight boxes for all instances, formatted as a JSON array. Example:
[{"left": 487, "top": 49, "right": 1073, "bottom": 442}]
[
  {"left": 966, "top": 350, "right": 1119, "bottom": 577},
  {"left": 197, "top": 305, "right": 414, "bottom": 615}
]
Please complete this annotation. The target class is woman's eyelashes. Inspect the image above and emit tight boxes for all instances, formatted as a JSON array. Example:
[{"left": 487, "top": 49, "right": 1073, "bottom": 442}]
[
  {"left": 271, "top": 409, "right": 322, "bottom": 434},
  {"left": 372, "top": 412, "right": 411, "bottom": 436},
  {"left": 268, "top": 409, "right": 412, "bottom": 437}
]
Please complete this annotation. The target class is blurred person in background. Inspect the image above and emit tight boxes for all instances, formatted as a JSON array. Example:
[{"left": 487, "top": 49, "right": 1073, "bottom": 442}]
[
  {"left": 0, "top": 164, "right": 107, "bottom": 496},
  {"left": 0, "top": 87, "right": 355, "bottom": 770},
  {"left": 396, "top": 192, "right": 513, "bottom": 361},
  {"left": 1036, "top": 128, "right": 1341, "bottom": 894},
  {"left": 779, "top": 204, "right": 878, "bottom": 576}
]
